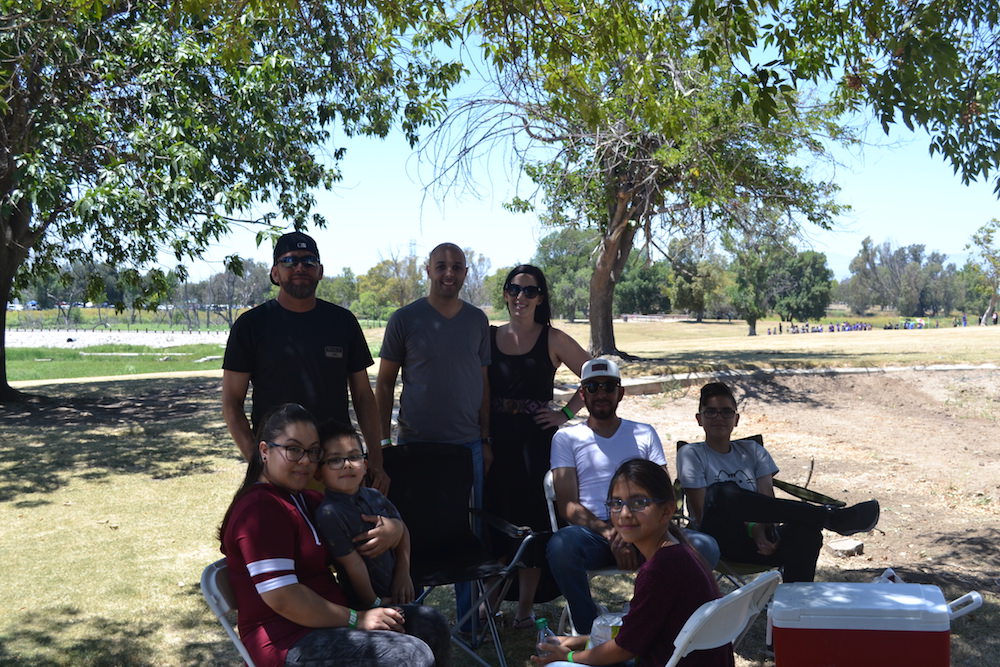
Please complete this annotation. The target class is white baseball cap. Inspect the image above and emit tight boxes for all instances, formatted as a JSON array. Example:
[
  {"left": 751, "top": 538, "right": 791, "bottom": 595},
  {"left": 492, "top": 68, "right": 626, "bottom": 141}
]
[{"left": 580, "top": 358, "right": 621, "bottom": 382}]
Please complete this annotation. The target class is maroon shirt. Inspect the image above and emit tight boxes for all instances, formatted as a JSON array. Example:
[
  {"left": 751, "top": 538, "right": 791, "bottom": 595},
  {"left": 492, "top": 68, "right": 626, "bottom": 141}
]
[
  {"left": 223, "top": 485, "right": 348, "bottom": 667},
  {"left": 614, "top": 542, "right": 734, "bottom": 667}
]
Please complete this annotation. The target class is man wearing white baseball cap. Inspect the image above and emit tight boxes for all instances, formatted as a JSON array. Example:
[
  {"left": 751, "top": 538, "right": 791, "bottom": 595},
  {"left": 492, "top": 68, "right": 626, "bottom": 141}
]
[{"left": 546, "top": 358, "right": 720, "bottom": 634}]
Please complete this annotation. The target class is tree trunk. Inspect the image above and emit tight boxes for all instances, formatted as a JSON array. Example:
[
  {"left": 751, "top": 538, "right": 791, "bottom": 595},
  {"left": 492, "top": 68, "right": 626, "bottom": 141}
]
[
  {"left": 980, "top": 293, "right": 998, "bottom": 326},
  {"left": 589, "top": 214, "right": 638, "bottom": 357},
  {"left": 746, "top": 317, "right": 758, "bottom": 336},
  {"left": 0, "top": 267, "right": 27, "bottom": 402},
  {"left": 1, "top": 200, "right": 46, "bottom": 402}
]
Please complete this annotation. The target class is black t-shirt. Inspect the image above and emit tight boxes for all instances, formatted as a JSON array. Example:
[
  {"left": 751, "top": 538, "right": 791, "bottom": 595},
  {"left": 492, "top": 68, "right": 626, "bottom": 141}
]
[{"left": 223, "top": 299, "right": 374, "bottom": 429}]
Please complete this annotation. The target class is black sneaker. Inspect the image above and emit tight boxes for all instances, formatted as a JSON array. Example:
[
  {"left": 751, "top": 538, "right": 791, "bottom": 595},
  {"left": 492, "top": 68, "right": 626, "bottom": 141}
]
[{"left": 825, "top": 500, "right": 880, "bottom": 536}]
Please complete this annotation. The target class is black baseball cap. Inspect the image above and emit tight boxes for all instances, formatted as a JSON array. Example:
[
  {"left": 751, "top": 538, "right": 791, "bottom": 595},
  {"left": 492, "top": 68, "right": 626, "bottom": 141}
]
[{"left": 272, "top": 231, "right": 320, "bottom": 263}]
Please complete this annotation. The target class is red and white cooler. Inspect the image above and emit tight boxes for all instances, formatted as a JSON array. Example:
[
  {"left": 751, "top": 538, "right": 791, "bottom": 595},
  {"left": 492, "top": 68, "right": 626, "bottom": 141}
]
[{"left": 768, "top": 582, "right": 982, "bottom": 666}]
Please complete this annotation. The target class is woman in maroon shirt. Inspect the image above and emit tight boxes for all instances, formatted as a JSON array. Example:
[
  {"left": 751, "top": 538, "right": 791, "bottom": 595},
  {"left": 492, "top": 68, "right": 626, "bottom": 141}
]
[
  {"left": 531, "top": 459, "right": 733, "bottom": 667},
  {"left": 218, "top": 403, "right": 449, "bottom": 667}
]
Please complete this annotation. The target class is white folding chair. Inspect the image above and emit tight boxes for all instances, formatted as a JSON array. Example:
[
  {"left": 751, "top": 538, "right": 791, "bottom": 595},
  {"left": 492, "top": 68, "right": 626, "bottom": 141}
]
[
  {"left": 200, "top": 558, "right": 256, "bottom": 667},
  {"left": 663, "top": 570, "right": 781, "bottom": 667},
  {"left": 543, "top": 470, "right": 630, "bottom": 635}
]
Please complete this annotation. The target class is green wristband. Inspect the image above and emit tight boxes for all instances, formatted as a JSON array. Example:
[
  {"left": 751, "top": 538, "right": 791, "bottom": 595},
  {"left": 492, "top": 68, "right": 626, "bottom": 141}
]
[
  {"left": 746, "top": 522, "right": 757, "bottom": 538},
  {"left": 561, "top": 405, "right": 575, "bottom": 420},
  {"left": 348, "top": 608, "right": 358, "bottom": 628},
  {"left": 567, "top": 650, "right": 575, "bottom": 663}
]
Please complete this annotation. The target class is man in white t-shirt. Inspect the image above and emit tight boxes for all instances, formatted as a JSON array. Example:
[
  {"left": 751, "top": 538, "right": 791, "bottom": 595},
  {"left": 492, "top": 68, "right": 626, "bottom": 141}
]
[{"left": 547, "top": 359, "right": 720, "bottom": 634}]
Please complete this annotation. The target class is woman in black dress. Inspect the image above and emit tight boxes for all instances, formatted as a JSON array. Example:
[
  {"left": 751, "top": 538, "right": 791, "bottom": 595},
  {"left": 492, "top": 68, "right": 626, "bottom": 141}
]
[{"left": 485, "top": 264, "right": 590, "bottom": 628}]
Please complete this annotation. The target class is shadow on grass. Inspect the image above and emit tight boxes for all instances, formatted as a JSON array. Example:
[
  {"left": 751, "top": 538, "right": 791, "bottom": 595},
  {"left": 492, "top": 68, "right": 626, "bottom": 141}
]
[
  {"left": 0, "top": 592, "right": 242, "bottom": 666},
  {"left": 0, "top": 377, "right": 229, "bottom": 503},
  {"left": 625, "top": 348, "right": 935, "bottom": 377},
  {"left": 0, "top": 606, "right": 161, "bottom": 666}
]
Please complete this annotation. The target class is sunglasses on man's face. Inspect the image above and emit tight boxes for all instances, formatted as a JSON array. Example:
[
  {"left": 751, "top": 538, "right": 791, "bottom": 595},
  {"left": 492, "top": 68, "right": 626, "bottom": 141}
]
[
  {"left": 505, "top": 284, "right": 542, "bottom": 299},
  {"left": 582, "top": 380, "right": 620, "bottom": 394},
  {"left": 276, "top": 255, "right": 320, "bottom": 269}
]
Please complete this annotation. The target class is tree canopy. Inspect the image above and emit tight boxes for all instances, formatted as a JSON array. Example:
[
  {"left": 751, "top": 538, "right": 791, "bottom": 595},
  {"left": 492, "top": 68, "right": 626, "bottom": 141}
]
[
  {"left": 0, "top": 0, "right": 462, "bottom": 399},
  {"left": 435, "top": 0, "right": 845, "bottom": 355}
]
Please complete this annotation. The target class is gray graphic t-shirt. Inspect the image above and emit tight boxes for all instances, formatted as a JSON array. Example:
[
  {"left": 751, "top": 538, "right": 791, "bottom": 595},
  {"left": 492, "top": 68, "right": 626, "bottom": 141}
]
[{"left": 677, "top": 438, "right": 778, "bottom": 492}]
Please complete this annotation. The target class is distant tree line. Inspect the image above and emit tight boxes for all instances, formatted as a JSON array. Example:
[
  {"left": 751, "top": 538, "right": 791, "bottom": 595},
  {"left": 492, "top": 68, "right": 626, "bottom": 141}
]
[{"left": 14, "top": 220, "right": 998, "bottom": 334}]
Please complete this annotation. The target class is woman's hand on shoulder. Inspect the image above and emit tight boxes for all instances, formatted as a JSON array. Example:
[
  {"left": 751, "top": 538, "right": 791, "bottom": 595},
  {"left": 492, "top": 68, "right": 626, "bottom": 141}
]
[
  {"left": 533, "top": 408, "right": 569, "bottom": 429},
  {"left": 357, "top": 606, "right": 405, "bottom": 632}
]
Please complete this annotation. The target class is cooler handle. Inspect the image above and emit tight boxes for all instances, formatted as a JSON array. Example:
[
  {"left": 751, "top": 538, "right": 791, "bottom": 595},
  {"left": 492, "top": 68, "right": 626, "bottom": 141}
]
[{"left": 948, "top": 591, "right": 983, "bottom": 621}]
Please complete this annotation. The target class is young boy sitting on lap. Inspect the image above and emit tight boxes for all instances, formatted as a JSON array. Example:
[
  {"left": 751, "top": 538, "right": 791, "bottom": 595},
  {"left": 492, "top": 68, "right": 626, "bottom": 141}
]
[{"left": 315, "top": 421, "right": 414, "bottom": 608}]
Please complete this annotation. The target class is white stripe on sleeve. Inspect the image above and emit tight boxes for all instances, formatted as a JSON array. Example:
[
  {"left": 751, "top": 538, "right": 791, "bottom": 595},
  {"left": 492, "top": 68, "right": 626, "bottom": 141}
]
[
  {"left": 255, "top": 574, "right": 298, "bottom": 594},
  {"left": 247, "top": 558, "right": 295, "bottom": 577}
]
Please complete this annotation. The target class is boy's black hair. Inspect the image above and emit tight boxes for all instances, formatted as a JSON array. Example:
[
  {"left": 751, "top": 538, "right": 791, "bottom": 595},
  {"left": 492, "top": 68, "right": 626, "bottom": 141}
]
[
  {"left": 699, "top": 381, "right": 737, "bottom": 411},
  {"left": 317, "top": 420, "right": 364, "bottom": 451}
]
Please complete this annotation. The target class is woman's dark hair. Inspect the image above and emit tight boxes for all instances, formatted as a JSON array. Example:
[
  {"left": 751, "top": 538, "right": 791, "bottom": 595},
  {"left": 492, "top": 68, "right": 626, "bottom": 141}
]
[
  {"left": 607, "top": 458, "right": 685, "bottom": 544},
  {"left": 217, "top": 403, "right": 317, "bottom": 543},
  {"left": 699, "top": 381, "right": 737, "bottom": 411},
  {"left": 502, "top": 264, "right": 551, "bottom": 326}
]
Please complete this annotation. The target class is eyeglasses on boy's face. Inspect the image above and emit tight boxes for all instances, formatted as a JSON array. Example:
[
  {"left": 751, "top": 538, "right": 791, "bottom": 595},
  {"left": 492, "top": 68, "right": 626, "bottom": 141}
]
[
  {"left": 276, "top": 255, "right": 320, "bottom": 269},
  {"left": 583, "top": 380, "right": 620, "bottom": 394},
  {"left": 321, "top": 453, "right": 367, "bottom": 469},
  {"left": 505, "top": 284, "right": 542, "bottom": 299},
  {"left": 267, "top": 441, "right": 323, "bottom": 462},
  {"left": 605, "top": 497, "right": 666, "bottom": 513},
  {"left": 700, "top": 407, "right": 737, "bottom": 419}
]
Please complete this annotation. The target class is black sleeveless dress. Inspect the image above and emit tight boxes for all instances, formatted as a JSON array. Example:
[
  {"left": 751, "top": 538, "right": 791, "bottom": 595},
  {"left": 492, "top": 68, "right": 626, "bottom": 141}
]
[{"left": 485, "top": 324, "right": 557, "bottom": 572}]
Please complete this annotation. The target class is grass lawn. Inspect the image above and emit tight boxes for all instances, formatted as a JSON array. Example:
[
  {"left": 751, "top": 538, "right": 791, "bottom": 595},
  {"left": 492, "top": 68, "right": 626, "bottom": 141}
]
[{"left": 2, "top": 322, "right": 998, "bottom": 665}]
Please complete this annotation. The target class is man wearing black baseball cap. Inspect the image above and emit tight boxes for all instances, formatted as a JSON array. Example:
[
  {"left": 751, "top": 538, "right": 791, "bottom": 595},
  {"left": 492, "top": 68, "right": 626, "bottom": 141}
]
[{"left": 222, "top": 231, "right": 389, "bottom": 491}]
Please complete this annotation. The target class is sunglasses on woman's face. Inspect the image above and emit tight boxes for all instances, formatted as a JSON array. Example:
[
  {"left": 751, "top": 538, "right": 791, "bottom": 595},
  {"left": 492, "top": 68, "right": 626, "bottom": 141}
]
[{"left": 505, "top": 284, "right": 542, "bottom": 299}]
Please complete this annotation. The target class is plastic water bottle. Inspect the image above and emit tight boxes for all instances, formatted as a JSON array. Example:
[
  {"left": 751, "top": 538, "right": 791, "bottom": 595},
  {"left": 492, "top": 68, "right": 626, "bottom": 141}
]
[{"left": 535, "top": 617, "right": 559, "bottom": 657}]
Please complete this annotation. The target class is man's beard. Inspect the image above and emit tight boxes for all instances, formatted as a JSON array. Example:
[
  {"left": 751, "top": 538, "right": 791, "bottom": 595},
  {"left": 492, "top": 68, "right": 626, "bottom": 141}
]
[
  {"left": 284, "top": 280, "right": 318, "bottom": 299},
  {"left": 587, "top": 402, "right": 616, "bottom": 420}
]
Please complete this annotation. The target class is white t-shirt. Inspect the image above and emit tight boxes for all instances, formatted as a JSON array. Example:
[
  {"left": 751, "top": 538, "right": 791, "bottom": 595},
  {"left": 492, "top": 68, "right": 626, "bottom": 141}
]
[
  {"left": 676, "top": 438, "right": 779, "bottom": 492},
  {"left": 550, "top": 419, "right": 667, "bottom": 521}
]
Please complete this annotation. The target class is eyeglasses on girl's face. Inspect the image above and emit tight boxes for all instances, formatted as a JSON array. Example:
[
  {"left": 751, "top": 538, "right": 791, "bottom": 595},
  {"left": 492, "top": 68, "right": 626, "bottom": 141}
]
[
  {"left": 505, "top": 284, "right": 542, "bottom": 299},
  {"left": 605, "top": 497, "right": 666, "bottom": 513},
  {"left": 267, "top": 441, "right": 323, "bottom": 462}
]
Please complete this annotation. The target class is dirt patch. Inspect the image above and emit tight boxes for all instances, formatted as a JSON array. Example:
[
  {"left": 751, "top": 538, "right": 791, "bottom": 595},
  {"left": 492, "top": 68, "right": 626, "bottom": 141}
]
[{"left": 620, "top": 370, "right": 1000, "bottom": 588}]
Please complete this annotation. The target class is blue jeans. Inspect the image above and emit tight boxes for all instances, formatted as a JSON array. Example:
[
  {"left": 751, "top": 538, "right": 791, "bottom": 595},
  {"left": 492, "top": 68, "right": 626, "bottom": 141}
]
[{"left": 546, "top": 525, "right": 720, "bottom": 634}]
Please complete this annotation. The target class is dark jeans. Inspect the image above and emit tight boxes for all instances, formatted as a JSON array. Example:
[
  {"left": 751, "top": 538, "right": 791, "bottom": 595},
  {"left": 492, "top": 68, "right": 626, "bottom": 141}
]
[
  {"left": 285, "top": 604, "right": 450, "bottom": 667},
  {"left": 700, "top": 481, "right": 823, "bottom": 582}
]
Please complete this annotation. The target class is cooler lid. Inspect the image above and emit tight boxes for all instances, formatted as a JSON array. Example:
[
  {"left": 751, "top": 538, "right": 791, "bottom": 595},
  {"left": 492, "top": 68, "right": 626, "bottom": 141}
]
[{"left": 770, "top": 582, "right": 950, "bottom": 632}]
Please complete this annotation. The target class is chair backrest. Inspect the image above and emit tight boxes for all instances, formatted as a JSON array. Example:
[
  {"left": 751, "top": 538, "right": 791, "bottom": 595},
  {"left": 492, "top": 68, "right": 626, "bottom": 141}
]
[
  {"left": 663, "top": 570, "right": 781, "bottom": 667},
  {"left": 200, "top": 558, "right": 256, "bottom": 667},
  {"left": 382, "top": 442, "right": 477, "bottom": 567},
  {"left": 543, "top": 469, "right": 560, "bottom": 533}
]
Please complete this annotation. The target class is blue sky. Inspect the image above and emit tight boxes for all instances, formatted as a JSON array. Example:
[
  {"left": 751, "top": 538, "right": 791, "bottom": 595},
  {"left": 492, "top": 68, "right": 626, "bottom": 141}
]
[{"left": 183, "top": 119, "right": 999, "bottom": 283}]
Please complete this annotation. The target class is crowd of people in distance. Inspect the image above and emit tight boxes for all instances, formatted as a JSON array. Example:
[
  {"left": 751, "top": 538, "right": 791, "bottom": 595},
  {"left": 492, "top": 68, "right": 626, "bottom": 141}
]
[
  {"left": 766, "top": 321, "right": 873, "bottom": 335},
  {"left": 215, "top": 231, "right": 881, "bottom": 667}
]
